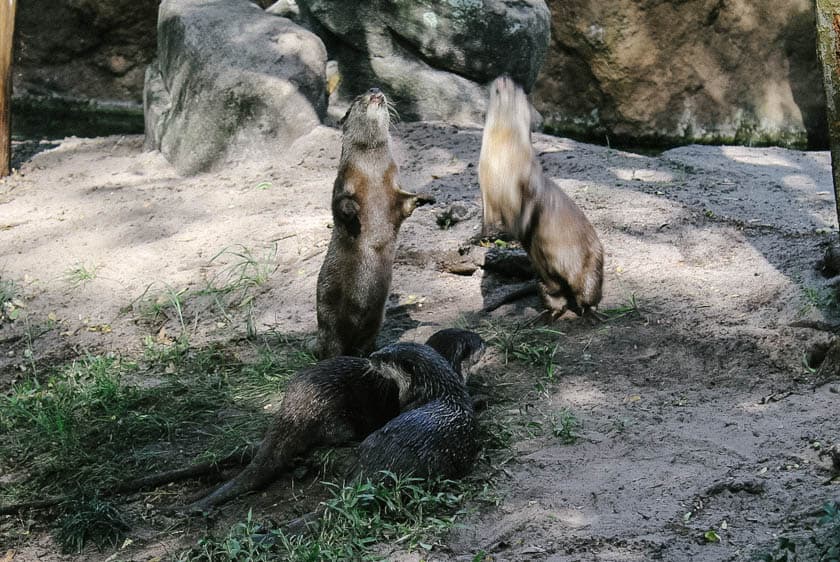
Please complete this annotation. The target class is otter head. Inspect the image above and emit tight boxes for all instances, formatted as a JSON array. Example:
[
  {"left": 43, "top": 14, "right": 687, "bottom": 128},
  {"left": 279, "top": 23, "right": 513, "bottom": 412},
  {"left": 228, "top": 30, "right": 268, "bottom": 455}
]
[
  {"left": 369, "top": 343, "right": 459, "bottom": 407},
  {"left": 423, "top": 329, "right": 486, "bottom": 380},
  {"left": 485, "top": 75, "right": 532, "bottom": 144},
  {"left": 340, "top": 87, "right": 391, "bottom": 149}
]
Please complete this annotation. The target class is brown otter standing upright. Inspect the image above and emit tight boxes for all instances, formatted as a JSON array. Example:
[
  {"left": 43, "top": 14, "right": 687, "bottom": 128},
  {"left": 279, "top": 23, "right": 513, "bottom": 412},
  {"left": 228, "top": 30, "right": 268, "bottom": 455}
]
[
  {"left": 316, "top": 88, "right": 432, "bottom": 359},
  {"left": 478, "top": 76, "right": 604, "bottom": 318}
]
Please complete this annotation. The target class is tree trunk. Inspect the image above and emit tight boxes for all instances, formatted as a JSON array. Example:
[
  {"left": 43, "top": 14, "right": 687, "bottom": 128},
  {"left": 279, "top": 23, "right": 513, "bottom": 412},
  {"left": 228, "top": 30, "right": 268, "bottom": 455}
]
[
  {"left": 0, "top": 0, "right": 15, "bottom": 177},
  {"left": 816, "top": 0, "right": 840, "bottom": 234}
]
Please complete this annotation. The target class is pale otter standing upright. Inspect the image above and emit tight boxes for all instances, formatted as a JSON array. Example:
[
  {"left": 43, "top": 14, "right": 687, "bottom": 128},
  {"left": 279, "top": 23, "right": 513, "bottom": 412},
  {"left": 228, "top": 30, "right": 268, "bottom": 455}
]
[
  {"left": 316, "top": 88, "right": 431, "bottom": 358},
  {"left": 478, "top": 76, "right": 604, "bottom": 318}
]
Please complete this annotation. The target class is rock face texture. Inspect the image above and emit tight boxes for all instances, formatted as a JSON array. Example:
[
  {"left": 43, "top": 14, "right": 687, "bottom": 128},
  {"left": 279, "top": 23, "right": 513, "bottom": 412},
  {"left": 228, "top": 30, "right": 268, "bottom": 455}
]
[
  {"left": 296, "top": 0, "right": 551, "bottom": 123},
  {"left": 9, "top": 0, "right": 830, "bottom": 148},
  {"left": 12, "top": 0, "right": 158, "bottom": 103},
  {"left": 534, "top": 0, "right": 827, "bottom": 148},
  {"left": 144, "top": 0, "right": 328, "bottom": 175}
]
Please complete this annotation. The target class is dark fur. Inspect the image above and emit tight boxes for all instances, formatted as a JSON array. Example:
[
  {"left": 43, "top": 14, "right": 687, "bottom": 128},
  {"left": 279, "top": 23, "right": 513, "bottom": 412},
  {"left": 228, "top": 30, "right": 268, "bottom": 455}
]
[
  {"left": 188, "top": 329, "right": 484, "bottom": 510},
  {"left": 189, "top": 357, "right": 398, "bottom": 511},
  {"left": 355, "top": 343, "right": 479, "bottom": 480},
  {"left": 315, "top": 88, "right": 431, "bottom": 358}
]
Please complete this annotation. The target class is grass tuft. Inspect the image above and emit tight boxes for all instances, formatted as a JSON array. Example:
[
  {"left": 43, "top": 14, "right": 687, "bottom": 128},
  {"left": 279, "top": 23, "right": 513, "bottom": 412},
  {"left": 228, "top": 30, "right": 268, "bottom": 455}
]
[
  {"left": 64, "top": 262, "right": 101, "bottom": 288},
  {"left": 475, "top": 319, "right": 563, "bottom": 381},
  {"left": 54, "top": 493, "right": 129, "bottom": 554}
]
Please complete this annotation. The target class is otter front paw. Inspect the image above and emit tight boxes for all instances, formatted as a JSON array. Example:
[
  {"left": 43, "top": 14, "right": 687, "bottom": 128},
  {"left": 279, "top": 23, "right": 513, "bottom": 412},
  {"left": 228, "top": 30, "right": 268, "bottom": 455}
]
[{"left": 334, "top": 196, "right": 360, "bottom": 223}]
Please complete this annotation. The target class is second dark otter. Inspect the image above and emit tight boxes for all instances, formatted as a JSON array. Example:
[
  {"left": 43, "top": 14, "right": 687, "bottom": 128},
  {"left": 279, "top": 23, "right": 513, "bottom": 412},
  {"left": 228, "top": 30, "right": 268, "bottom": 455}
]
[
  {"left": 355, "top": 342, "right": 479, "bottom": 480},
  {"left": 315, "top": 87, "right": 432, "bottom": 359},
  {"left": 188, "top": 328, "right": 483, "bottom": 510}
]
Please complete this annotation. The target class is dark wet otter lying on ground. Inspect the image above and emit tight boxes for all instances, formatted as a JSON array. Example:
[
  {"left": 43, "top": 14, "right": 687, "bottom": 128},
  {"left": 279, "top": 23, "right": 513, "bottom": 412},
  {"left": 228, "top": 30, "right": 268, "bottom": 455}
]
[
  {"left": 354, "top": 341, "right": 479, "bottom": 480},
  {"left": 479, "top": 76, "right": 604, "bottom": 318},
  {"left": 315, "top": 87, "right": 433, "bottom": 359},
  {"left": 188, "top": 328, "right": 484, "bottom": 511}
]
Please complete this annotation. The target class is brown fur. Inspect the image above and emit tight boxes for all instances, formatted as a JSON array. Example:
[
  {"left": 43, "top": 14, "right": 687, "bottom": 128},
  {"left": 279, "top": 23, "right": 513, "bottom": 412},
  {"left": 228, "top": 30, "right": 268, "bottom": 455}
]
[
  {"left": 478, "top": 76, "right": 604, "bottom": 317},
  {"left": 315, "top": 88, "right": 431, "bottom": 358}
]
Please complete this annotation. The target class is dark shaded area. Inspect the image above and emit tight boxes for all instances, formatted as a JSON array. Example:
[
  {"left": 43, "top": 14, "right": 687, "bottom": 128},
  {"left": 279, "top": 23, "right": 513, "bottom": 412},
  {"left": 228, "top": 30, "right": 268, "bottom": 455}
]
[
  {"left": 782, "top": 8, "right": 829, "bottom": 149},
  {"left": 13, "top": 0, "right": 158, "bottom": 103},
  {"left": 11, "top": 97, "right": 144, "bottom": 140}
]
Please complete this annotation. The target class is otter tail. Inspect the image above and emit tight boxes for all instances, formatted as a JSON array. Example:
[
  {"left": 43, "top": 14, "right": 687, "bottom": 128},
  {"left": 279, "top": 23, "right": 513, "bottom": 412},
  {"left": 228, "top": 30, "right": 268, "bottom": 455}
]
[
  {"left": 482, "top": 280, "right": 540, "bottom": 312},
  {"left": 187, "top": 422, "right": 305, "bottom": 511},
  {"left": 579, "top": 240, "right": 604, "bottom": 308}
]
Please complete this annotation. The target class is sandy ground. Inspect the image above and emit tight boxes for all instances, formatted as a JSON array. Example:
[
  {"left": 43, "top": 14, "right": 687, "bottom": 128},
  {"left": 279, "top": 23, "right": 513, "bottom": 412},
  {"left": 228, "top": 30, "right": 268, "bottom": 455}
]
[{"left": 1, "top": 123, "right": 839, "bottom": 561}]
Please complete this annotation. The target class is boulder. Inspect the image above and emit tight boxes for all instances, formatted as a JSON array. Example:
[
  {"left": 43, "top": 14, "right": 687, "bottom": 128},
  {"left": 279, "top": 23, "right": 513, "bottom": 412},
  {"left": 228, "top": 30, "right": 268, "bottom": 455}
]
[
  {"left": 533, "top": 0, "right": 827, "bottom": 148},
  {"left": 296, "top": 0, "right": 550, "bottom": 123},
  {"left": 144, "top": 0, "right": 328, "bottom": 175}
]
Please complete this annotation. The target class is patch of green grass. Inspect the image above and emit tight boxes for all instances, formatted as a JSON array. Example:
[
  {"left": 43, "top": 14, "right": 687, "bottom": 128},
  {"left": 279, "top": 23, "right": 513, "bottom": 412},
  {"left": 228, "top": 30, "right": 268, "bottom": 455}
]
[
  {"left": 0, "top": 336, "right": 315, "bottom": 512},
  {"left": 800, "top": 286, "right": 840, "bottom": 316},
  {"left": 601, "top": 293, "right": 641, "bottom": 321},
  {"left": 475, "top": 319, "right": 563, "bottom": 382},
  {"left": 205, "top": 244, "right": 279, "bottom": 301},
  {"left": 183, "top": 510, "right": 274, "bottom": 562},
  {"left": 760, "top": 501, "right": 840, "bottom": 561},
  {"left": 64, "top": 262, "right": 100, "bottom": 288},
  {"left": 54, "top": 494, "right": 129, "bottom": 554},
  {"left": 0, "top": 278, "right": 23, "bottom": 323},
  {"left": 179, "top": 473, "right": 472, "bottom": 561}
]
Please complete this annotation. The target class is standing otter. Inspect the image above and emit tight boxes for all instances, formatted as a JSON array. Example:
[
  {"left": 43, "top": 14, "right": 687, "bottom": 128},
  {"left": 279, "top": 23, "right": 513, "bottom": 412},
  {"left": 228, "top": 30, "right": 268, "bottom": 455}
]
[
  {"left": 315, "top": 87, "right": 432, "bottom": 359},
  {"left": 479, "top": 76, "right": 604, "bottom": 318},
  {"left": 188, "top": 329, "right": 484, "bottom": 511}
]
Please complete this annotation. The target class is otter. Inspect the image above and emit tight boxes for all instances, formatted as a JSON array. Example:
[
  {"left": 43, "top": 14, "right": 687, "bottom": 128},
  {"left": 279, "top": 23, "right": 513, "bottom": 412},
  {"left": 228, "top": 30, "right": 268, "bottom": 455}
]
[
  {"left": 354, "top": 342, "right": 479, "bottom": 481},
  {"left": 478, "top": 76, "right": 604, "bottom": 318},
  {"left": 0, "top": 330, "right": 485, "bottom": 516},
  {"left": 315, "top": 87, "right": 433, "bottom": 359},
  {"left": 188, "top": 328, "right": 484, "bottom": 511}
]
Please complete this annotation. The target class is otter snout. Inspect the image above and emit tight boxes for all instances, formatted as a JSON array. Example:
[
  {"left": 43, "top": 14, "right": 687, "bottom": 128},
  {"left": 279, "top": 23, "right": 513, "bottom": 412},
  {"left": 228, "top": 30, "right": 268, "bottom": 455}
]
[
  {"left": 492, "top": 75, "right": 514, "bottom": 94},
  {"left": 367, "top": 87, "right": 386, "bottom": 107}
]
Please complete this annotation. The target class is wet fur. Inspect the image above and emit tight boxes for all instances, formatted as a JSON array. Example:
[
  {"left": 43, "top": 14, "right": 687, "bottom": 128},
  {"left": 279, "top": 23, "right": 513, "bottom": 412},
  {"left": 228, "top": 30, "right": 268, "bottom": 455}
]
[
  {"left": 356, "top": 342, "right": 479, "bottom": 480},
  {"left": 478, "top": 76, "right": 604, "bottom": 317},
  {"left": 188, "top": 329, "right": 484, "bottom": 511},
  {"left": 316, "top": 89, "right": 429, "bottom": 358}
]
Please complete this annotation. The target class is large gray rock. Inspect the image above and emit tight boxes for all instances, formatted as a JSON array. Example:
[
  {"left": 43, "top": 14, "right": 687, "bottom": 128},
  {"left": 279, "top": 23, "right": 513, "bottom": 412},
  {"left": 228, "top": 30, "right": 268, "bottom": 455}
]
[
  {"left": 297, "top": 0, "right": 550, "bottom": 123},
  {"left": 144, "top": 0, "right": 328, "bottom": 175},
  {"left": 533, "top": 0, "right": 827, "bottom": 148}
]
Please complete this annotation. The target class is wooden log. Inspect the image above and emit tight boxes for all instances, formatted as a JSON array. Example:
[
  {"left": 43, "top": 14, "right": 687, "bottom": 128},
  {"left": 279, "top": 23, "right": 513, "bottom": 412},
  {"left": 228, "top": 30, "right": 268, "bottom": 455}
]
[
  {"left": 0, "top": 0, "right": 15, "bottom": 177},
  {"left": 816, "top": 0, "right": 840, "bottom": 233}
]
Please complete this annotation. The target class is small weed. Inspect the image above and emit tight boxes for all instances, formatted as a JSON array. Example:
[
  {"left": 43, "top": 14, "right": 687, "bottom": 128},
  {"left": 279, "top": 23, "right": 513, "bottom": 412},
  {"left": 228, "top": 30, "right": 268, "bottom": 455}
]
[
  {"left": 184, "top": 510, "right": 273, "bottom": 562},
  {"left": 0, "top": 278, "right": 23, "bottom": 323},
  {"left": 800, "top": 286, "right": 840, "bottom": 316},
  {"left": 54, "top": 494, "right": 129, "bottom": 554},
  {"left": 64, "top": 262, "right": 100, "bottom": 288},
  {"left": 132, "top": 283, "right": 192, "bottom": 334},
  {"left": 551, "top": 409, "right": 582, "bottom": 444},
  {"left": 601, "top": 293, "right": 641, "bottom": 320}
]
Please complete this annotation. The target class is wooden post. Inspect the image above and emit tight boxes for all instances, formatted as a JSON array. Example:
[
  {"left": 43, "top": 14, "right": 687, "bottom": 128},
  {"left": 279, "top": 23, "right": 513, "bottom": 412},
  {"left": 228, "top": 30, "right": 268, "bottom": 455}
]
[
  {"left": 0, "top": 0, "right": 15, "bottom": 177},
  {"left": 816, "top": 0, "right": 840, "bottom": 232}
]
